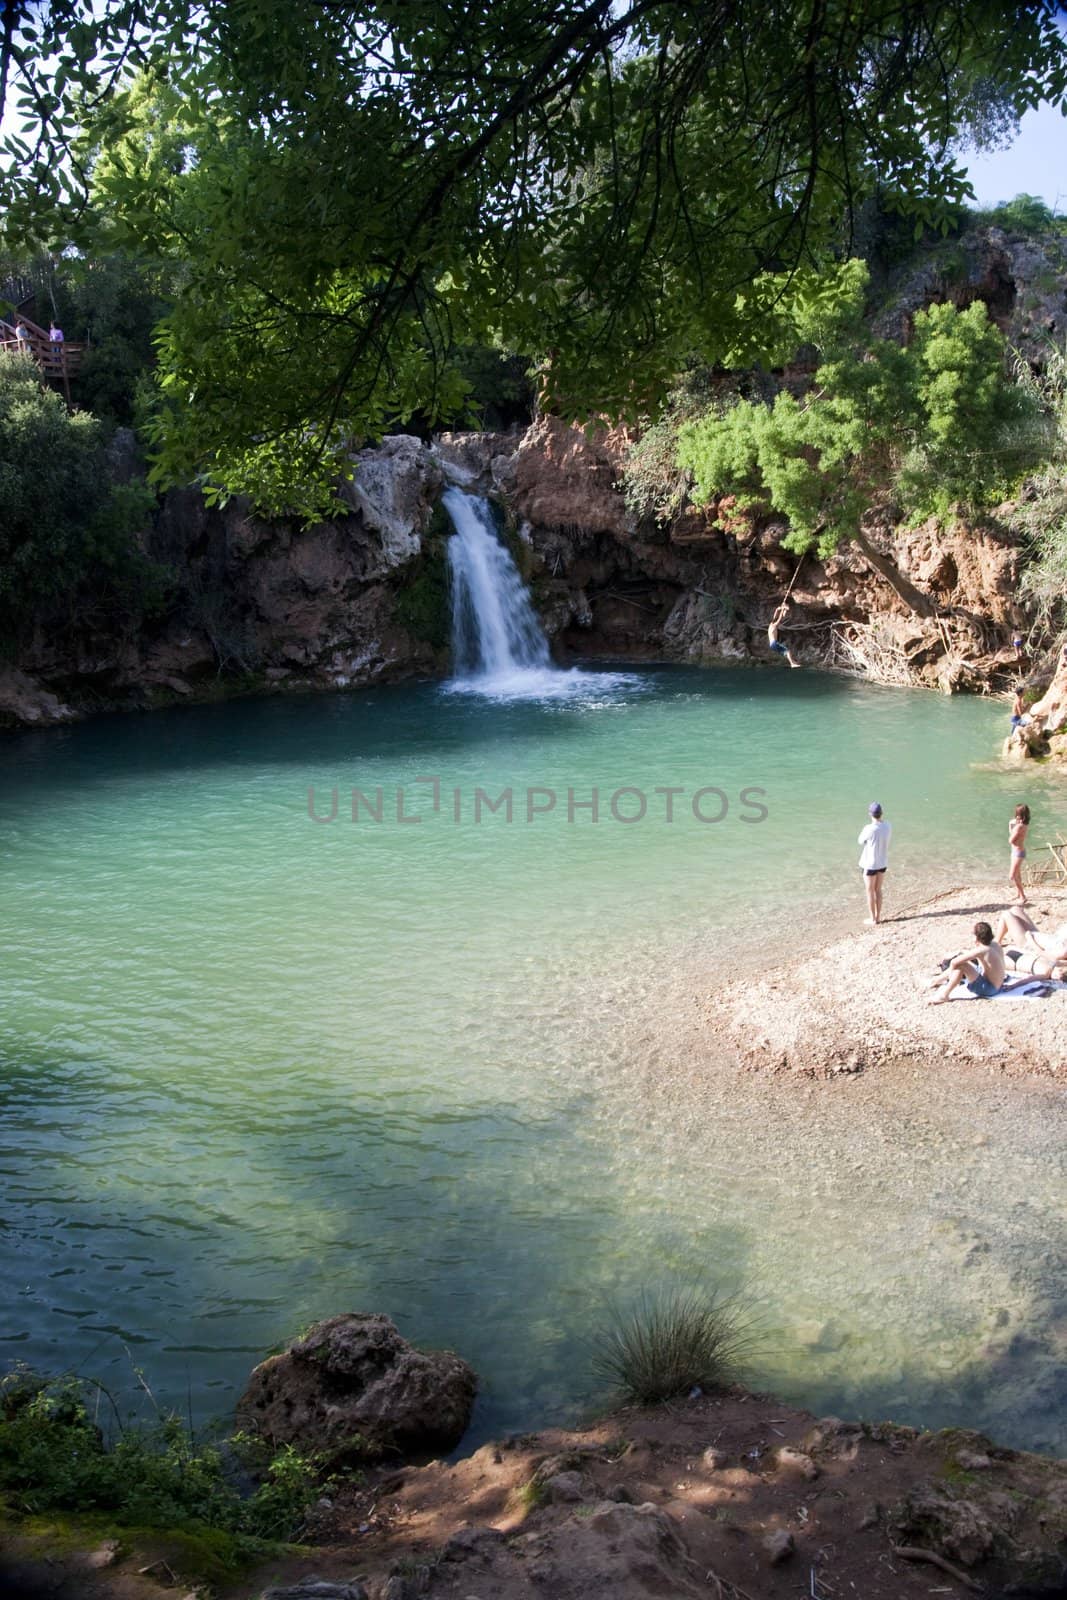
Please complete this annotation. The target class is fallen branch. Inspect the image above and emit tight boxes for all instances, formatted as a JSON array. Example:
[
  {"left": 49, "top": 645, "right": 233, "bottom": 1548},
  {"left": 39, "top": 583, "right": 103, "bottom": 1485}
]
[{"left": 889, "top": 1543, "right": 985, "bottom": 1592}]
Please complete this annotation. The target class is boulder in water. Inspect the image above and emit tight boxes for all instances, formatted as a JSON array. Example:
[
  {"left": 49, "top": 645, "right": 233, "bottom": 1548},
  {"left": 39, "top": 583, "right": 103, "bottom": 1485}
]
[{"left": 236, "top": 1313, "right": 476, "bottom": 1462}]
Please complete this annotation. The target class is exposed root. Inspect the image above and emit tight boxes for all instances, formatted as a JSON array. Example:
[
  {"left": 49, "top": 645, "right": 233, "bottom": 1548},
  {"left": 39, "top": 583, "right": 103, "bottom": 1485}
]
[{"left": 889, "top": 1543, "right": 985, "bottom": 1592}]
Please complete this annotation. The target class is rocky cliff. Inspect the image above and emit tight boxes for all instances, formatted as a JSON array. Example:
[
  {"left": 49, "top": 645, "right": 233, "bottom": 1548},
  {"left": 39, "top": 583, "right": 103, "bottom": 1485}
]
[{"left": 4, "top": 220, "right": 1065, "bottom": 731}]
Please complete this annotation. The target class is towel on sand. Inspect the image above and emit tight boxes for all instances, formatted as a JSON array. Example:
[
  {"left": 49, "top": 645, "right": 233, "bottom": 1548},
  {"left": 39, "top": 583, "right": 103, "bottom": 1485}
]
[{"left": 948, "top": 974, "right": 1065, "bottom": 1001}]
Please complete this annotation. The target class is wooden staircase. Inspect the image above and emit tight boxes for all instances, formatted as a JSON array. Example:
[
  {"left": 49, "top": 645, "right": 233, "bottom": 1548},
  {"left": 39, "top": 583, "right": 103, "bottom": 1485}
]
[{"left": 0, "top": 310, "right": 85, "bottom": 406}]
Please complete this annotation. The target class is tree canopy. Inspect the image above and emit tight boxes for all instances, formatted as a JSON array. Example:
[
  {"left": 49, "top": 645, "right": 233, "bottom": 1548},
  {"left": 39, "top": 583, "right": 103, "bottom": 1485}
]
[{"left": 2, "top": 1, "right": 1066, "bottom": 512}]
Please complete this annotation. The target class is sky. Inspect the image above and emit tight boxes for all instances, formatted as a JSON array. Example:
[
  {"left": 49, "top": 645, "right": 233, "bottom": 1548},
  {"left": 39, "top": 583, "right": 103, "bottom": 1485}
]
[
  {"left": 3, "top": 60, "right": 1067, "bottom": 216},
  {"left": 963, "top": 98, "right": 1067, "bottom": 211}
]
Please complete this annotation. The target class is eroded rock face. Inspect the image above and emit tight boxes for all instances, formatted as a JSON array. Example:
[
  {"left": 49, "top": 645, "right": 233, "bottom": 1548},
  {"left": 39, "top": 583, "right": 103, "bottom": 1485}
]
[
  {"left": 339, "top": 435, "right": 443, "bottom": 569},
  {"left": 236, "top": 1314, "right": 476, "bottom": 1461},
  {"left": 1028, "top": 660, "right": 1067, "bottom": 734},
  {"left": 506, "top": 416, "right": 635, "bottom": 538},
  {"left": 0, "top": 669, "right": 76, "bottom": 729}
]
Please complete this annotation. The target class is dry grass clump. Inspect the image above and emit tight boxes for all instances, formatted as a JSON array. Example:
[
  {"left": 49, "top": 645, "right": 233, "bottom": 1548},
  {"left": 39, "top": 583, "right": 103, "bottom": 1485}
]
[{"left": 590, "top": 1289, "right": 760, "bottom": 1406}]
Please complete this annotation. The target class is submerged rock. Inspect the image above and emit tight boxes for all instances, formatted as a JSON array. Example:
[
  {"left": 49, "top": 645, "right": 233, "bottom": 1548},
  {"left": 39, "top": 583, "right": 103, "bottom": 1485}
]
[{"left": 236, "top": 1312, "right": 476, "bottom": 1461}]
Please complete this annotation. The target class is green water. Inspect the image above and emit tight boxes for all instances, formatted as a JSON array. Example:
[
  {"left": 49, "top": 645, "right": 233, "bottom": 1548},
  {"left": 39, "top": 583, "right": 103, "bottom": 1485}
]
[{"left": 1, "top": 666, "right": 1065, "bottom": 1451}]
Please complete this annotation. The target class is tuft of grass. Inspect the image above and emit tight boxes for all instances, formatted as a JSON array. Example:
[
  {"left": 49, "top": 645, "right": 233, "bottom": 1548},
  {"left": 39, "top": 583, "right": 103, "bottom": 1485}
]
[
  {"left": 589, "top": 1289, "right": 760, "bottom": 1407},
  {"left": 514, "top": 1477, "right": 548, "bottom": 1514}
]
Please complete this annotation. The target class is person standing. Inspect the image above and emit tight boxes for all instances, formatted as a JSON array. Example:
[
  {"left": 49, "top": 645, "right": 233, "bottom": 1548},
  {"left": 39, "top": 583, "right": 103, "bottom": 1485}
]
[
  {"left": 1008, "top": 803, "right": 1030, "bottom": 906},
  {"left": 858, "top": 802, "right": 891, "bottom": 925},
  {"left": 49, "top": 321, "right": 64, "bottom": 348},
  {"left": 15, "top": 321, "right": 32, "bottom": 356}
]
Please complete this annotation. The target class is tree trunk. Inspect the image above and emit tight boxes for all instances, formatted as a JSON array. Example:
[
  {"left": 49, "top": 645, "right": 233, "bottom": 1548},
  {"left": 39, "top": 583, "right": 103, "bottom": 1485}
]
[{"left": 852, "top": 527, "right": 937, "bottom": 618}]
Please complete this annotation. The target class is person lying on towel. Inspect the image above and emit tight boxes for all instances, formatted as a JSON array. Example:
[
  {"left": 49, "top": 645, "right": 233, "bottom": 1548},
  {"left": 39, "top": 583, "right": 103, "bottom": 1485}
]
[{"left": 994, "top": 907, "right": 1067, "bottom": 980}]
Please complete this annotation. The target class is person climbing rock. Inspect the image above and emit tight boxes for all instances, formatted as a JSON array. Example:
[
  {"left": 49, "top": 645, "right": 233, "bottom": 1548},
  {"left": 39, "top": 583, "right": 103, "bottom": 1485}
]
[{"left": 767, "top": 602, "right": 799, "bottom": 668}]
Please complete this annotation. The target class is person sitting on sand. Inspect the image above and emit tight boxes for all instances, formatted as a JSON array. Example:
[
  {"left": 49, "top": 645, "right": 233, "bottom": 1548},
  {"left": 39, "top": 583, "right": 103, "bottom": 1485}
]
[
  {"left": 767, "top": 603, "right": 799, "bottom": 668},
  {"left": 1008, "top": 803, "right": 1030, "bottom": 906},
  {"left": 994, "top": 907, "right": 1067, "bottom": 979},
  {"left": 926, "top": 921, "right": 1005, "bottom": 1005},
  {"left": 857, "top": 802, "right": 890, "bottom": 925}
]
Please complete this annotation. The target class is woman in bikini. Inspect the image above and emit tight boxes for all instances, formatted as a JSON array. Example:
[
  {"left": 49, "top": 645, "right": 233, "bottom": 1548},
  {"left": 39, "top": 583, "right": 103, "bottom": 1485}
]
[
  {"left": 993, "top": 906, "right": 1067, "bottom": 980},
  {"left": 1008, "top": 803, "right": 1030, "bottom": 906}
]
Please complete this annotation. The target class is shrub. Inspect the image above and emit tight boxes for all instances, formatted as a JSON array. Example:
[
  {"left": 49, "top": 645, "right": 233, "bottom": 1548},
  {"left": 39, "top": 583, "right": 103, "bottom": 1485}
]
[
  {"left": 590, "top": 1288, "right": 759, "bottom": 1406},
  {"left": 0, "top": 355, "right": 165, "bottom": 647},
  {"left": 678, "top": 291, "right": 1048, "bottom": 556},
  {"left": 0, "top": 1366, "right": 324, "bottom": 1546}
]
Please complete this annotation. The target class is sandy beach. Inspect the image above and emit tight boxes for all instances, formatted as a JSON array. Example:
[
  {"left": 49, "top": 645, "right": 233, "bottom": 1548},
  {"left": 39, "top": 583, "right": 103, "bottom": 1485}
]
[{"left": 704, "top": 884, "right": 1067, "bottom": 1079}]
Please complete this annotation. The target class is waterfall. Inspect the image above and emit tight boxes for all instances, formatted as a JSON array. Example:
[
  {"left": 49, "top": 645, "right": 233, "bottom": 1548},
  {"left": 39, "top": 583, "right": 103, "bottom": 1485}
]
[
  {"left": 441, "top": 486, "right": 641, "bottom": 701},
  {"left": 443, "top": 488, "right": 556, "bottom": 693}
]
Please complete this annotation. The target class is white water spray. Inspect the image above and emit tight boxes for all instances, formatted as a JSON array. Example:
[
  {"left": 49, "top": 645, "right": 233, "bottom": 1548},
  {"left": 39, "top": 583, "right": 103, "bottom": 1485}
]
[
  {"left": 441, "top": 487, "right": 642, "bottom": 701},
  {"left": 444, "top": 489, "right": 551, "bottom": 683}
]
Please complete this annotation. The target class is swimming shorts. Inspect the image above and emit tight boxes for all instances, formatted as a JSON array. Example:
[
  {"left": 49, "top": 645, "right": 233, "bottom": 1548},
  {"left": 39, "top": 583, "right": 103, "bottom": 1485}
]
[
  {"left": 1010, "top": 715, "right": 1023, "bottom": 727},
  {"left": 863, "top": 867, "right": 887, "bottom": 877},
  {"left": 965, "top": 975, "right": 1000, "bottom": 1000},
  {"left": 769, "top": 639, "right": 788, "bottom": 655}
]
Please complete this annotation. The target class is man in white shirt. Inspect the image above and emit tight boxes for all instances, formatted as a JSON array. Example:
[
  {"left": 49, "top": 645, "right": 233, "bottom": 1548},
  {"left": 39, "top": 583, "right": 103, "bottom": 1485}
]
[{"left": 857, "top": 801, "right": 891, "bottom": 925}]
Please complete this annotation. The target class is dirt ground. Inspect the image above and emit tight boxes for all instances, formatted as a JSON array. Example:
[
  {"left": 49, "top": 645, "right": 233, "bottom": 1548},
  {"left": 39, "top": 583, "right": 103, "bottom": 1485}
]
[
  {"left": 8, "top": 1391, "right": 1066, "bottom": 1600},
  {"left": 703, "top": 883, "right": 1067, "bottom": 1079}
]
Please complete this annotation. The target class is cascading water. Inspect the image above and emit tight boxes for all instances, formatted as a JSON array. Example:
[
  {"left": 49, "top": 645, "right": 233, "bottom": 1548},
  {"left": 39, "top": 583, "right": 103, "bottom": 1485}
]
[
  {"left": 444, "top": 476, "right": 643, "bottom": 697},
  {"left": 442, "top": 486, "right": 639, "bottom": 700},
  {"left": 444, "top": 488, "right": 552, "bottom": 682}
]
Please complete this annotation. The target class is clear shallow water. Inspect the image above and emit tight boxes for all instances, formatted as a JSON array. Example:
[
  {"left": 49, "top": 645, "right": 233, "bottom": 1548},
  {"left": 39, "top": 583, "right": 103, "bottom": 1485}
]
[{"left": 1, "top": 665, "right": 1065, "bottom": 1452}]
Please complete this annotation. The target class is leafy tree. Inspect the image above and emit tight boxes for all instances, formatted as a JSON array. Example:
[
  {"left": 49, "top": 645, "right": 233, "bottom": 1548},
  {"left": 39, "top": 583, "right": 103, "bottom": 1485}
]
[
  {"left": 677, "top": 278, "right": 1048, "bottom": 559},
  {"left": 62, "top": 251, "right": 176, "bottom": 423},
  {"left": 2, "top": 2, "right": 1065, "bottom": 513},
  {"left": 1015, "top": 346, "right": 1067, "bottom": 637},
  {"left": 0, "top": 353, "right": 162, "bottom": 644},
  {"left": 987, "top": 192, "right": 1059, "bottom": 233}
]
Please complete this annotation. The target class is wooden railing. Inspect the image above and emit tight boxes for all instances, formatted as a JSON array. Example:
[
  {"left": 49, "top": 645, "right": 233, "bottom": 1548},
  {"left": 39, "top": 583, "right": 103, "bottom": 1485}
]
[{"left": 1, "top": 325, "right": 85, "bottom": 403}]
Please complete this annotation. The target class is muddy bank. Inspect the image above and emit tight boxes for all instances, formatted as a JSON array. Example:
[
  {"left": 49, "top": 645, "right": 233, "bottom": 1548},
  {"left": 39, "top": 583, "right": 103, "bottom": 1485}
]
[
  {"left": 704, "top": 883, "right": 1067, "bottom": 1078},
  {"left": 6, "top": 1393, "right": 1066, "bottom": 1600}
]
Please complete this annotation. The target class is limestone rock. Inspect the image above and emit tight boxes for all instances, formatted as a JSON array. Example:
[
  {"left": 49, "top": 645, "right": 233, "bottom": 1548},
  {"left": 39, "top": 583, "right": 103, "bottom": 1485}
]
[
  {"left": 701, "top": 1446, "right": 729, "bottom": 1470},
  {"left": 507, "top": 416, "right": 634, "bottom": 538},
  {"left": 0, "top": 668, "right": 76, "bottom": 728},
  {"left": 773, "top": 1447, "right": 819, "bottom": 1481},
  {"left": 341, "top": 435, "right": 443, "bottom": 569},
  {"left": 85, "top": 1540, "right": 120, "bottom": 1570},
  {"left": 433, "top": 431, "right": 519, "bottom": 493},
  {"left": 544, "top": 1470, "right": 587, "bottom": 1503},
  {"left": 1028, "top": 660, "right": 1067, "bottom": 735},
  {"left": 763, "top": 1528, "right": 796, "bottom": 1566},
  {"left": 956, "top": 1450, "right": 992, "bottom": 1472},
  {"left": 236, "top": 1313, "right": 476, "bottom": 1460},
  {"left": 442, "top": 1526, "right": 505, "bottom": 1561},
  {"left": 890, "top": 1485, "right": 999, "bottom": 1567}
]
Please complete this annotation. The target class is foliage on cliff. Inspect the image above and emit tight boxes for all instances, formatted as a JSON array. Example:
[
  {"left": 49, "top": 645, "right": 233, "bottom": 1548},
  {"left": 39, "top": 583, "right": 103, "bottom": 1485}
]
[
  {"left": 0, "top": 355, "right": 166, "bottom": 645},
  {"left": 676, "top": 271, "right": 1048, "bottom": 555},
  {"left": 1015, "top": 346, "right": 1067, "bottom": 633},
  {"left": 3, "top": 1, "right": 1064, "bottom": 514}
]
